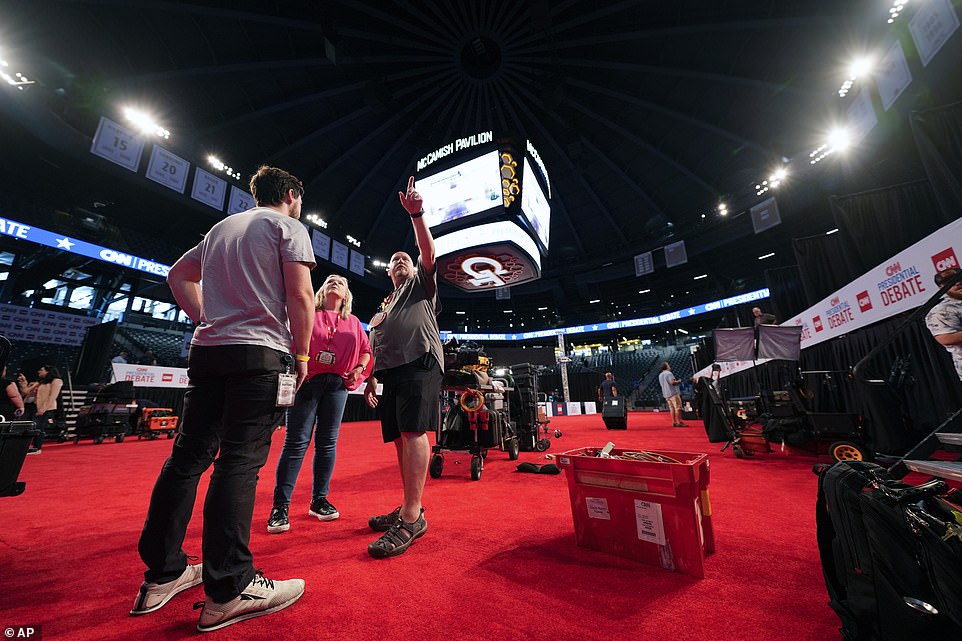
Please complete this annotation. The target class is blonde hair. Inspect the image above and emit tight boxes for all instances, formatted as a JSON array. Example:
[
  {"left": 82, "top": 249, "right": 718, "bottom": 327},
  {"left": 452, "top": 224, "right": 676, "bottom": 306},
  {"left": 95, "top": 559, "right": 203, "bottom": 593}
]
[{"left": 315, "top": 275, "right": 352, "bottom": 319}]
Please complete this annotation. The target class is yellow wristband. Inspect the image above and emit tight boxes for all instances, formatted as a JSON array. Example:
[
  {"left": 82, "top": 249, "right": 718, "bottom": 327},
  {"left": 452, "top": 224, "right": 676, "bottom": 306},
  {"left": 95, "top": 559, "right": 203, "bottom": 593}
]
[{"left": 295, "top": 354, "right": 311, "bottom": 362}]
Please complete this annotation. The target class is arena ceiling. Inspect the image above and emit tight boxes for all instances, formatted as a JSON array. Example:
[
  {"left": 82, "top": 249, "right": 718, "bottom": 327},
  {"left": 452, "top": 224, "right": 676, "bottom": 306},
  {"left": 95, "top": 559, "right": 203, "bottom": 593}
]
[{"left": 0, "top": 1, "right": 958, "bottom": 340}]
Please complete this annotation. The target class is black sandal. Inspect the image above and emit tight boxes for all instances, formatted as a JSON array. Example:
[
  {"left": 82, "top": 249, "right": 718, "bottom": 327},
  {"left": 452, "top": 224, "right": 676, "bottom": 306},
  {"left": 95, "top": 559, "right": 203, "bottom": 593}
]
[
  {"left": 367, "top": 509, "right": 427, "bottom": 558},
  {"left": 368, "top": 506, "right": 401, "bottom": 532}
]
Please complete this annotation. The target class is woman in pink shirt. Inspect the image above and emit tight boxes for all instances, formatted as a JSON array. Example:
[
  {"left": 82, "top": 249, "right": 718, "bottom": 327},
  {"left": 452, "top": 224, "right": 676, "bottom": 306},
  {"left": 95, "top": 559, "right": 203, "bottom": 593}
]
[{"left": 268, "top": 275, "right": 372, "bottom": 533}]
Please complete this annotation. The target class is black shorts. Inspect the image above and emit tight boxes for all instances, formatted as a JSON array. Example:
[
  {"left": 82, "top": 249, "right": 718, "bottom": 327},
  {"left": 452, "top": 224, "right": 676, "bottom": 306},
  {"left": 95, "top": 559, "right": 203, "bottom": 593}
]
[{"left": 376, "top": 354, "right": 442, "bottom": 443}]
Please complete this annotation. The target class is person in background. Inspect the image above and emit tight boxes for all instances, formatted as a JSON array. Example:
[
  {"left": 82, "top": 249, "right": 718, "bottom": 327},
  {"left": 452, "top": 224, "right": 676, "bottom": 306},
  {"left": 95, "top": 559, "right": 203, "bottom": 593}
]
[
  {"left": 658, "top": 362, "right": 686, "bottom": 427},
  {"left": 363, "top": 176, "right": 443, "bottom": 559},
  {"left": 112, "top": 351, "right": 129, "bottom": 364},
  {"left": 132, "top": 165, "right": 315, "bottom": 632},
  {"left": 752, "top": 307, "right": 776, "bottom": 326},
  {"left": 599, "top": 372, "right": 618, "bottom": 402},
  {"left": 268, "top": 274, "right": 372, "bottom": 534},
  {"left": 0, "top": 366, "right": 25, "bottom": 422},
  {"left": 140, "top": 350, "right": 159, "bottom": 366},
  {"left": 925, "top": 267, "right": 962, "bottom": 380},
  {"left": 18, "top": 365, "right": 62, "bottom": 454}
]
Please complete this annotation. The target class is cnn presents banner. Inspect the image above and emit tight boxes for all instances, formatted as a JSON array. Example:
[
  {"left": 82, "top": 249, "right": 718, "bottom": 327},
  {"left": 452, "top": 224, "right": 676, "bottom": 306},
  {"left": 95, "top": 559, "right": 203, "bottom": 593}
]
[
  {"left": 694, "top": 216, "right": 962, "bottom": 381},
  {"left": 0, "top": 305, "right": 100, "bottom": 346}
]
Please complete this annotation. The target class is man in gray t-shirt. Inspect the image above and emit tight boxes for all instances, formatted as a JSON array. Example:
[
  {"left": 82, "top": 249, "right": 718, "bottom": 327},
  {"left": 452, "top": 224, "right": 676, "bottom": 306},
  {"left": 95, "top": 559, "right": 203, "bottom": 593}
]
[
  {"left": 364, "top": 176, "right": 441, "bottom": 559},
  {"left": 658, "top": 363, "right": 686, "bottom": 427},
  {"left": 134, "top": 166, "right": 315, "bottom": 631}
]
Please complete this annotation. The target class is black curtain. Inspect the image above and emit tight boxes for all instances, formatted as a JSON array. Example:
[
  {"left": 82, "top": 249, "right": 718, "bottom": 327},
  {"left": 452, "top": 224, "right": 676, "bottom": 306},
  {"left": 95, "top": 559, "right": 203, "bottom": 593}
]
[
  {"left": 792, "top": 232, "right": 864, "bottom": 307},
  {"left": 764, "top": 265, "right": 808, "bottom": 322},
  {"left": 721, "top": 314, "right": 962, "bottom": 456},
  {"left": 830, "top": 180, "right": 944, "bottom": 271},
  {"left": 722, "top": 360, "right": 799, "bottom": 400},
  {"left": 537, "top": 372, "right": 604, "bottom": 402},
  {"left": 910, "top": 100, "right": 962, "bottom": 224},
  {"left": 343, "top": 396, "right": 378, "bottom": 422}
]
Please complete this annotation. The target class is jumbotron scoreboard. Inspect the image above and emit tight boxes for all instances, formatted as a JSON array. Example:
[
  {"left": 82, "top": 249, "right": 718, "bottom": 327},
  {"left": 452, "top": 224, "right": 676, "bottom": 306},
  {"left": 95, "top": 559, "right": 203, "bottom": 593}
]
[{"left": 414, "top": 132, "right": 551, "bottom": 292}]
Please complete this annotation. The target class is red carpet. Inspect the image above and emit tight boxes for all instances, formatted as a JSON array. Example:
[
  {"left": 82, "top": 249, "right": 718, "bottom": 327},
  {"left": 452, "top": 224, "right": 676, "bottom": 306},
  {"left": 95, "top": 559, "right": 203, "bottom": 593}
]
[{"left": 2, "top": 412, "right": 840, "bottom": 640}]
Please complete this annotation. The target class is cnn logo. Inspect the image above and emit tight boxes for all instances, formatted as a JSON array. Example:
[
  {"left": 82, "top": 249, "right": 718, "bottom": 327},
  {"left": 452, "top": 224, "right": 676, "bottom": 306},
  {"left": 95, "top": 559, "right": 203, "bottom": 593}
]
[
  {"left": 857, "top": 291, "right": 872, "bottom": 313},
  {"left": 931, "top": 248, "right": 959, "bottom": 273}
]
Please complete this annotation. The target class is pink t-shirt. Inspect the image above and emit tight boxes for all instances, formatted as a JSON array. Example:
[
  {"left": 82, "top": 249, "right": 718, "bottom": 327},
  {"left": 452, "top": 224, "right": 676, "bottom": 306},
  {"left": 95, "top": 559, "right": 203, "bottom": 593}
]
[{"left": 307, "top": 310, "right": 373, "bottom": 390}]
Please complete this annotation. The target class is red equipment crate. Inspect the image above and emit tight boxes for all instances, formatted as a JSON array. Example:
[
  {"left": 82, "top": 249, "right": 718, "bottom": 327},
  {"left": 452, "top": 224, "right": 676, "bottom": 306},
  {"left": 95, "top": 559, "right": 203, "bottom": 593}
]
[
  {"left": 556, "top": 447, "right": 715, "bottom": 578},
  {"left": 141, "top": 408, "right": 178, "bottom": 432}
]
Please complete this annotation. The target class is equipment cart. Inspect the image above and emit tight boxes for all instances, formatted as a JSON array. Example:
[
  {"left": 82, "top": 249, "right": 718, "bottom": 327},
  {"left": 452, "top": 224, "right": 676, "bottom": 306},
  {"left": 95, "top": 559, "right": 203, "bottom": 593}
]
[
  {"left": 74, "top": 402, "right": 137, "bottom": 444},
  {"left": 137, "top": 407, "right": 179, "bottom": 440},
  {"left": 431, "top": 372, "right": 521, "bottom": 482}
]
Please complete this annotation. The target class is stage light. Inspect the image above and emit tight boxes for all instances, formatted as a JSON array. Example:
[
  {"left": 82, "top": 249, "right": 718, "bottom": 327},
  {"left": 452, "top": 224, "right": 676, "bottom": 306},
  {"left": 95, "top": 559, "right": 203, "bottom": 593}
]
[
  {"left": 809, "top": 127, "right": 852, "bottom": 164},
  {"left": 718, "top": 203, "right": 728, "bottom": 216},
  {"left": 826, "top": 228, "right": 839, "bottom": 235},
  {"left": 207, "top": 155, "right": 242, "bottom": 180},
  {"left": 456, "top": 310, "right": 466, "bottom": 315},
  {"left": 693, "top": 274, "right": 707, "bottom": 280},
  {"left": 758, "top": 252, "right": 775, "bottom": 260},
  {"left": 346, "top": 235, "right": 361, "bottom": 248},
  {"left": 888, "top": 0, "right": 909, "bottom": 24},
  {"left": 503, "top": 309, "right": 513, "bottom": 313},
  {"left": 304, "top": 213, "right": 327, "bottom": 228},
  {"left": 838, "top": 56, "right": 875, "bottom": 97},
  {"left": 639, "top": 289, "right": 650, "bottom": 294},
  {"left": 538, "top": 306, "right": 548, "bottom": 310},
  {"left": 589, "top": 299, "right": 600, "bottom": 303},
  {"left": 372, "top": 259, "right": 387, "bottom": 267},
  {"left": 827, "top": 127, "right": 851, "bottom": 152},
  {"left": 124, "top": 107, "right": 170, "bottom": 139},
  {"left": 677, "top": 328, "right": 689, "bottom": 335},
  {"left": 848, "top": 57, "right": 873, "bottom": 79}
]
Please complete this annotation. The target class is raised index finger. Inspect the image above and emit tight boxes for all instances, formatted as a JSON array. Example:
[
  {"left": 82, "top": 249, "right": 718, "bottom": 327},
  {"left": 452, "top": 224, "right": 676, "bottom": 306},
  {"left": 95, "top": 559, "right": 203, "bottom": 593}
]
[{"left": 407, "top": 176, "right": 415, "bottom": 192}]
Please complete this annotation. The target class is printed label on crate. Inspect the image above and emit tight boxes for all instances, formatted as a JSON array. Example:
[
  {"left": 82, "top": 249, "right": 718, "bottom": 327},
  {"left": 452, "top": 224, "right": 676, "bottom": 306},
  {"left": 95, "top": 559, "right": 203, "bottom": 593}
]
[
  {"left": 585, "top": 497, "right": 611, "bottom": 520},
  {"left": 634, "top": 499, "right": 667, "bottom": 546}
]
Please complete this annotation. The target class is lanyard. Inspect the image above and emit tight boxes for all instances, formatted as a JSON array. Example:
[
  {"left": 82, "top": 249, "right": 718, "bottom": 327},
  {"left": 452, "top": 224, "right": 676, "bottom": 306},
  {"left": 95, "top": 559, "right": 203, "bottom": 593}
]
[{"left": 323, "top": 311, "right": 340, "bottom": 345}]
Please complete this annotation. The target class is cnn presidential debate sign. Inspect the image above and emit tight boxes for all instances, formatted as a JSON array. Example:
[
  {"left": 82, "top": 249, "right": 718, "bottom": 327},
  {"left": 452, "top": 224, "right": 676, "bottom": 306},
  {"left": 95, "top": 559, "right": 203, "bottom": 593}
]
[{"left": 694, "top": 215, "right": 962, "bottom": 380}]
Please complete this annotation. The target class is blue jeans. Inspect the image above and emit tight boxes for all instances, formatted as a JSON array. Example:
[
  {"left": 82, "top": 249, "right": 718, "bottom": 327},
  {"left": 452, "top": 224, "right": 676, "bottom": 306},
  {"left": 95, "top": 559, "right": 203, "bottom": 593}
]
[
  {"left": 273, "top": 373, "right": 348, "bottom": 507},
  {"left": 32, "top": 410, "right": 53, "bottom": 449},
  {"left": 138, "top": 345, "right": 288, "bottom": 603}
]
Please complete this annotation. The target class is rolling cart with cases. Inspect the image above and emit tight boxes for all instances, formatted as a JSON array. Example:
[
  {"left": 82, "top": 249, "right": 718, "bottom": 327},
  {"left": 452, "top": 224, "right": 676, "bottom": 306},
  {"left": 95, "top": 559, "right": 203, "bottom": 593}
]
[{"left": 430, "top": 341, "right": 520, "bottom": 481}]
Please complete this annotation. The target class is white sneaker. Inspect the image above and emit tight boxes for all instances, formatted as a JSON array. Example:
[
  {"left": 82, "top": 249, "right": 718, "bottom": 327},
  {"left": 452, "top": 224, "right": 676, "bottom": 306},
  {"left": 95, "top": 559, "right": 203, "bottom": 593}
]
[
  {"left": 130, "top": 563, "right": 203, "bottom": 615},
  {"left": 195, "top": 572, "right": 304, "bottom": 632}
]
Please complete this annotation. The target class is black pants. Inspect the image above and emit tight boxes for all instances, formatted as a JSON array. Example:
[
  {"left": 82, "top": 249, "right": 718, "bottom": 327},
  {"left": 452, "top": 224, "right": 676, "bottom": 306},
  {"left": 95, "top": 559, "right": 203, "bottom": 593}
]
[{"left": 138, "top": 345, "right": 289, "bottom": 603}]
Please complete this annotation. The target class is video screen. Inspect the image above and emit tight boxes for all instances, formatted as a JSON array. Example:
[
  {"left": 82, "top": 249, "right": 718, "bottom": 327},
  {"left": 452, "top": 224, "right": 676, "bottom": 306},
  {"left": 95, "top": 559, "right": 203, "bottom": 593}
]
[
  {"left": 415, "top": 150, "right": 503, "bottom": 228},
  {"left": 521, "top": 157, "right": 551, "bottom": 250}
]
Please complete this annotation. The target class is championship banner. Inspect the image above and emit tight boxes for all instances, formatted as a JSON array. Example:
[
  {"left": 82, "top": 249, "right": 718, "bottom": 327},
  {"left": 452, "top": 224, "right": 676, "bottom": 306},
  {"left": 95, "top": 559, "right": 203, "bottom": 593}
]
[
  {"left": 0, "top": 305, "right": 100, "bottom": 346},
  {"left": 112, "top": 363, "right": 190, "bottom": 388}
]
